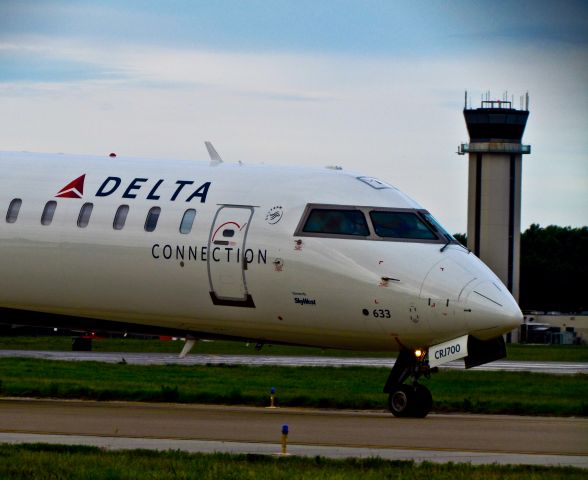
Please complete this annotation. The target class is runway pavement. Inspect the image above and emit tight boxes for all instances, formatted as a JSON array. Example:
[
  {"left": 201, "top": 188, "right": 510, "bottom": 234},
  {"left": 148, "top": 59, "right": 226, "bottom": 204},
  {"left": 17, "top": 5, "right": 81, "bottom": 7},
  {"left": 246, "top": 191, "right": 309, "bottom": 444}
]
[
  {"left": 0, "top": 399, "right": 586, "bottom": 468},
  {"left": 1, "top": 349, "right": 587, "bottom": 374}
]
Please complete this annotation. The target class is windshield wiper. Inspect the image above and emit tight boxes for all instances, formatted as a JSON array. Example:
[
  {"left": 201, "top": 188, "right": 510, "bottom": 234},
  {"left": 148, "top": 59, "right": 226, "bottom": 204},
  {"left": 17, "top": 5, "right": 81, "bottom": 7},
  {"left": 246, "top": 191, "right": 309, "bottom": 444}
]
[{"left": 440, "top": 234, "right": 452, "bottom": 253}]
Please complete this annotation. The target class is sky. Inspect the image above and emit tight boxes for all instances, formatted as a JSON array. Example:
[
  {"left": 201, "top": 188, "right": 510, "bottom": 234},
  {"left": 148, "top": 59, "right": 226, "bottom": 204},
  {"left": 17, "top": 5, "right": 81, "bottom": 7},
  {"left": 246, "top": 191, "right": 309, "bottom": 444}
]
[{"left": 1, "top": 0, "right": 586, "bottom": 233}]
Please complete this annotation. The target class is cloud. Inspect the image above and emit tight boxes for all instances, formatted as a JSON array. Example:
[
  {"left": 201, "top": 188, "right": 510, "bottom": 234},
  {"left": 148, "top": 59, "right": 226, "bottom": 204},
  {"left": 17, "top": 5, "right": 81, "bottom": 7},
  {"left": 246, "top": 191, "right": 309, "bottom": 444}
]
[{"left": 0, "top": 35, "right": 586, "bottom": 232}]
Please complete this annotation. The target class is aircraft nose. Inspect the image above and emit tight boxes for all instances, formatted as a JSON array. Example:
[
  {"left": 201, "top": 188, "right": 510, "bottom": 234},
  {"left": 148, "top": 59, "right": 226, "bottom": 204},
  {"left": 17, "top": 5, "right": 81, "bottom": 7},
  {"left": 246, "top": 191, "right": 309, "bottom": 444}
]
[{"left": 461, "top": 280, "right": 523, "bottom": 340}]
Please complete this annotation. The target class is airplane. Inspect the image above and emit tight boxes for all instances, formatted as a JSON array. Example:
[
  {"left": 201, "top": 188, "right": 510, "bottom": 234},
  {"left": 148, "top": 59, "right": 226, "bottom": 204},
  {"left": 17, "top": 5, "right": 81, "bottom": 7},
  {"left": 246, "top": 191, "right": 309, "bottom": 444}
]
[{"left": 0, "top": 144, "right": 522, "bottom": 418}]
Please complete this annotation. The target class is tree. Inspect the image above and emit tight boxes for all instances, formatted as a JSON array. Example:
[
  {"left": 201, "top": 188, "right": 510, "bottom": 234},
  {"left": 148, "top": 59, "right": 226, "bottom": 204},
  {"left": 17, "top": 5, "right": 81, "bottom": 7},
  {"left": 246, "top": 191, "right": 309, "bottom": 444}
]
[
  {"left": 520, "top": 224, "right": 587, "bottom": 312},
  {"left": 453, "top": 233, "right": 467, "bottom": 247}
]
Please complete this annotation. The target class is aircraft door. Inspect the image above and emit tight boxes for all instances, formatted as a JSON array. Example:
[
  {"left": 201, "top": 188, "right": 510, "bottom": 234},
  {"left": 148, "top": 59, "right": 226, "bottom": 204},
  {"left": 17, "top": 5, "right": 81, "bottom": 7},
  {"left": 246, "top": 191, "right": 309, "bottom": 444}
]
[{"left": 207, "top": 205, "right": 255, "bottom": 307}]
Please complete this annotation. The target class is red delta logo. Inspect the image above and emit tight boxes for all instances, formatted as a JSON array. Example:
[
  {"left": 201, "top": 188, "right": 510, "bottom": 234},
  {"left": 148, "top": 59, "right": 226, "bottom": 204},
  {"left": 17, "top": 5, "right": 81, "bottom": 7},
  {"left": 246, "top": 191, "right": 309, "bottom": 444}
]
[{"left": 56, "top": 174, "right": 86, "bottom": 199}]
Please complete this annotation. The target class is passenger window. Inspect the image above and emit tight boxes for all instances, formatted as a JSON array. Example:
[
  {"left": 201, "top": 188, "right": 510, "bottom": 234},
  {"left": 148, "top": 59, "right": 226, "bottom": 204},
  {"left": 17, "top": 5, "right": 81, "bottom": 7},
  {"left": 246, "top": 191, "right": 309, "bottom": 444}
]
[
  {"left": 77, "top": 203, "right": 93, "bottom": 228},
  {"left": 113, "top": 205, "right": 129, "bottom": 230},
  {"left": 41, "top": 201, "right": 57, "bottom": 226},
  {"left": 179, "top": 209, "right": 196, "bottom": 234},
  {"left": 6, "top": 198, "right": 22, "bottom": 223},
  {"left": 144, "top": 207, "right": 161, "bottom": 232},
  {"left": 370, "top": 211, "right": 437, "bottom": 240},
  {"left": 303, "top": 209, "right": 369, "bottom": 236}
]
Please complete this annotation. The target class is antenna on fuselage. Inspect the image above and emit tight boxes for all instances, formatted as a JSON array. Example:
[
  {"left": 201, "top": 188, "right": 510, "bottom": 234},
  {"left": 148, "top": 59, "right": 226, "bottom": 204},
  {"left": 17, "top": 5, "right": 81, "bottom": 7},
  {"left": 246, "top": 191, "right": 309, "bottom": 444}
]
[{"left": 205, "top": 141, "right": 223, "bottom": 166}]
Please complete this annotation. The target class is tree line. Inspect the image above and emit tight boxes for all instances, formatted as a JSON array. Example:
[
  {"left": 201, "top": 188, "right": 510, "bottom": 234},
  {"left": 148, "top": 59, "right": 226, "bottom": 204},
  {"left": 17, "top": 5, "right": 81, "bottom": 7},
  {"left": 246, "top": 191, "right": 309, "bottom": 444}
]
[{"left": 453, "top": 225, "right": 587, "bottom": 313}]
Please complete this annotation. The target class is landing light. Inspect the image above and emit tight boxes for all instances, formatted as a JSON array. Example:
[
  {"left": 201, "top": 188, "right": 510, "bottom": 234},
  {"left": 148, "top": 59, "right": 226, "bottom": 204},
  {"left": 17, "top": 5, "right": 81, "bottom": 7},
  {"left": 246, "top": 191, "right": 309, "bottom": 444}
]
[{"left": 414, "top": 348, "right": 426, "bottom": 360}]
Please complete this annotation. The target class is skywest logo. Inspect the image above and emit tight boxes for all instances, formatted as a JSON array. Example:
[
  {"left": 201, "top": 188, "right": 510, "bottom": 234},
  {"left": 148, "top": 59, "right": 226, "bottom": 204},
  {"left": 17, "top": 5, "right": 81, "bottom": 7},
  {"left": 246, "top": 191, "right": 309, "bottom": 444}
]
[{"left": 56, "top": 175, "right": 212, "bottom": 203}]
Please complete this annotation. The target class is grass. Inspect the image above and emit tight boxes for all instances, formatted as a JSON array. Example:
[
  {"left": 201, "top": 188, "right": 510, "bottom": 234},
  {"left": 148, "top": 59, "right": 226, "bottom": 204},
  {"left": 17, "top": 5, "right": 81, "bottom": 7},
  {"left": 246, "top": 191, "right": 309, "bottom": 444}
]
[
  {"left": 430, "top": 370, "right": 588, "bottom": 416},
  {"left": 0, "top": 358, "right": 586, "bottom": 416},
  {"left": 0, "top": 444, "right": 585, "bottom": 479},
  {"left": 0, "top": 336, "right": 587, "bottom": 361},
  {"left": 506, "top": 343, "right": 588, "bottom": 362}
]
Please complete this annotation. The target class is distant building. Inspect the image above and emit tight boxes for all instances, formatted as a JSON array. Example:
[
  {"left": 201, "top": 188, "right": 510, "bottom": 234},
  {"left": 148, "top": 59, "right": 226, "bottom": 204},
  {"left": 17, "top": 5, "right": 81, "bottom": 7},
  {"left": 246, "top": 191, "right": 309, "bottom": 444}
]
[{"left": 521, "top": 313, "right": 588, "bottom": 345}]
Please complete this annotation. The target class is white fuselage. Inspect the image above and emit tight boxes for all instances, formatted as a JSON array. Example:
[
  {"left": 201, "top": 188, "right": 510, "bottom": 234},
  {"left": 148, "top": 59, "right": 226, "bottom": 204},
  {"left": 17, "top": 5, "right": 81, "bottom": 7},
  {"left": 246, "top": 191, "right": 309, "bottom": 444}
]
[{"left": 0, "top": 152, "right": 522, "bottom": 351}]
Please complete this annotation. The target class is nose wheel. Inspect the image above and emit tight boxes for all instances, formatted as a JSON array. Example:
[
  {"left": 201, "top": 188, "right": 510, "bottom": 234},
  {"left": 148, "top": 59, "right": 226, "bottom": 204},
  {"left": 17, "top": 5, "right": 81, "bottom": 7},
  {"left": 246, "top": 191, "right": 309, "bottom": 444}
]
[
  {"left": 387, "top": 384, "right": 432, "bottom": 418},
  {"left": 384, "top": 349, "right": 434, "bottom": 418}
]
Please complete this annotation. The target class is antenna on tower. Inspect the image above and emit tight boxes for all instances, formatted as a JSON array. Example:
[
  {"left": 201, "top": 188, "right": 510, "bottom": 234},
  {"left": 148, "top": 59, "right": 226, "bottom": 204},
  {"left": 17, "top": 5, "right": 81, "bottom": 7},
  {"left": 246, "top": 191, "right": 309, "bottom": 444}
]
[
  {"left": 464, "top": 90, "right": 468, "bottom": 109},
  {"left": 525, "top": 92, "right": 529, "bottom": 111}
]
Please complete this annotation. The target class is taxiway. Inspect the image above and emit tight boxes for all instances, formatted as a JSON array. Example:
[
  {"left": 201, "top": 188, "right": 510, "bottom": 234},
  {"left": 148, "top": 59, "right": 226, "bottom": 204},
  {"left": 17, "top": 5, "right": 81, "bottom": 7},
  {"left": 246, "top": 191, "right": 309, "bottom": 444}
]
[
  {"left": 0, "top": 399, "right": 586, "bottom": 468},
  {"left": 0, "top": 350, "right": 586, "bottom": 374}
]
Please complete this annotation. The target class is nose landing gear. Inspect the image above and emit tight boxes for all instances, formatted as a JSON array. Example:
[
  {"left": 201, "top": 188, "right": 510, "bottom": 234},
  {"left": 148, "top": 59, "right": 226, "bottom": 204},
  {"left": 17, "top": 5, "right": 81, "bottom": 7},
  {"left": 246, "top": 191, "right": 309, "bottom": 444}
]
[{"left": 384, "top": 349, "right": 434, "bottom": 418}]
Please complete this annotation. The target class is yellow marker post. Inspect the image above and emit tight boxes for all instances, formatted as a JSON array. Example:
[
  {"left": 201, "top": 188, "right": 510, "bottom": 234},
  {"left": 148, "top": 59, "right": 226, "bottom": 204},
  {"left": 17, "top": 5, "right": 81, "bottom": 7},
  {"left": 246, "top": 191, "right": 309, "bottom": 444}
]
[
  {"left": 281, "top": 424, "right": 289, "bottom": 455},
  {"left": 267, "top": 387, "right": 277, "bottom": 409}
]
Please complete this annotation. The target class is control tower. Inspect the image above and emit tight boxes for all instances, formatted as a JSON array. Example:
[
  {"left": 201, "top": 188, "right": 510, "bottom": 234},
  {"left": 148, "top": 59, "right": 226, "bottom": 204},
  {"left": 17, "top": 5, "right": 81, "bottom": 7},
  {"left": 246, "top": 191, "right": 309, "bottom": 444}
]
[{"left": 458, "top": 92, "right": 530, "bottom": 301}]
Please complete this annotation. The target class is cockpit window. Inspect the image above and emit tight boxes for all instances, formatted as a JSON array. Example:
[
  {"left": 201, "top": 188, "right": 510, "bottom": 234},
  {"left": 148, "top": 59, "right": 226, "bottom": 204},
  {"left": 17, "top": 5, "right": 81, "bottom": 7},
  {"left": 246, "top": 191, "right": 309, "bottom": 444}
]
[
  {"left": 303, "top": 209, "right": 369, "bottom": 236},
  {"left": 420, "top": 211, "right": 455, "bottom": 241},
  {"left": 369, "top": 211, "right": 437, "bottom": 240},
  {"left": 295, "top": 204, "right": 449, "bottom": 244}
]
